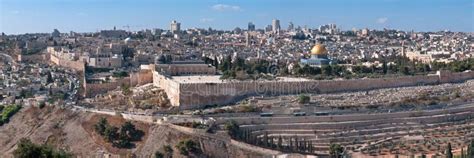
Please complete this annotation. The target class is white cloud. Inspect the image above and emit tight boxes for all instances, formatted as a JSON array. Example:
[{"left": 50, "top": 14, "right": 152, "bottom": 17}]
[
  {"left": 200, "top": 18, "right": 214, "bottom": 23},
  {"left": 211, "top": 4, "right": 241, "bottom": 12},
  {"left": 377, "top": 17, "right": 388, "bottom": 24}
]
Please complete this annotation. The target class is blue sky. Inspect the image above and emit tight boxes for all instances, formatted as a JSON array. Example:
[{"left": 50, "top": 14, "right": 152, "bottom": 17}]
[{"left": 1, "top": 0, "right": 473, "bottom": 34}]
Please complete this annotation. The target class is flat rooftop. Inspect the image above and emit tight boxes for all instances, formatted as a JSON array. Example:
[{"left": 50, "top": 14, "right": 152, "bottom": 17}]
[{"left": 171, "top": 75, "right": 310, "bottom": 84}]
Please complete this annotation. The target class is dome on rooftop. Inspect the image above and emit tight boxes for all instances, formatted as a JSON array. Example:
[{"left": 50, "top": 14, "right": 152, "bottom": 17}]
[{"left": 310, "top": 44, "right": 327, "bottom": 55}]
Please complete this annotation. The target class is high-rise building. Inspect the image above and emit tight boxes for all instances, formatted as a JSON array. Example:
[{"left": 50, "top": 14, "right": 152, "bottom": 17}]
[
  {"left": 265, "top": 25, "right": 273, "bottom": 33},
  {"left": 288, "top": 22, "right": 294, "bottom": 31},
  {"left": 170, "top": 20, "right": 181, "bottom": 33},
  {"left": 272, "top": 19, "right": 280, "bottom": 34},
  {"left": 319, "top": 24, "right": 338, "bottom": 34},
  {"left": 51, "top": 29, "right": 60, "bottom": 38},
  {"left": 248, "top": 22, "right": 256, "bottom": 31}
]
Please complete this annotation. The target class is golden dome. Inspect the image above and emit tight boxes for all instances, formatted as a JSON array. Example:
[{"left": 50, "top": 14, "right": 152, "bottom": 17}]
[{"left": 310, "top": 44, "right": 327, "bottom": 55}]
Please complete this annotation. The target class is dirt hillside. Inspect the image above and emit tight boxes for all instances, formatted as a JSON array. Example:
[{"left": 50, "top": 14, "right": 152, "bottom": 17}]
[{"left": 0, "top": 106, "right": 264, "bottom": 157}]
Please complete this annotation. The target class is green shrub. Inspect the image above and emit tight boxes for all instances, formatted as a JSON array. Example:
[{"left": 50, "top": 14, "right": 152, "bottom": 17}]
[
  {"left": 13, "top": 138, "right": 72, "bottom": 158},
  {"left": 0, "top": 104, "right": 21, "bottom": 126},
  {"left": 113, "top": 71, "right": 129, "bottom": 78},
  {"left": 224, "top": 120, "right": 240, "bottom": 138},
  {"left": 298, "top": 94, "right": 310, "bottom": 104},
  {"left": 38, "top": 102, "right": 46, "bottom": 109},
  {"left": 154, "top": 151, "right": 163, "bottom": 158},
  {"left": 94, "top": 118, "right": 143, "bottom": 148},
  {"left": 175, "top": 139, "right": 200, "bottom": 156}
]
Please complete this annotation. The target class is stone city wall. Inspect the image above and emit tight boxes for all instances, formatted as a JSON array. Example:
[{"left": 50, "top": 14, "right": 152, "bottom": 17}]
[
  {"left": 176, "top": 75, "right": 437, "bottom": 109},
  {"left": 172, "top": 71, "right": 474, "bottom": 109},
  {"left": 18, "top": 54, "right": 48, "bottom": 64},
  {"left": 130, "top": 69, "right": 153, "bottom": 86},
  {"left": 84, "top": 77, "right": 131, "bottom": 97},
  {"left": 439, "top": 70, "right": 474, "bottom": 83},
  {"left": 50, "top": 53, "right": 85, "bottom": 71},
  {"left": 84, "top": 70, "right": 153, "bottom": 97},
  {"left": 153, "top": 71, "right": 181, "bottom": 106}
]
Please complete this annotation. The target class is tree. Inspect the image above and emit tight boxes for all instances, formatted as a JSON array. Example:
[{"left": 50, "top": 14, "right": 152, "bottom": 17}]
[
  {"left": 277, "top": 135, "right": 283, "bottom": 150},
  {"left": 263, "top": 132, "right": 269, "bottom": 147},
  {"left": 46, "top": 72, "right": 54, "bottom": 83},
  {"left": 154, "top": 151, "right": 164, "bottom": 158},
  {"left": 446, "top": 143, "right": 453, "bottom": 158},
  {"left": 163, "top": 145, "right": 173, "bottom": 157},
  {"left": 298, "top": 94, "right": 310, "bottom": 104},
  {"left": 13, "top": 138, "right": 72, "bottom": 158},
  {"left": 121, "top": 84, "right": 132, "bottom": 95},
  {"left": 322, "top": 65, "right": 332, "bottom": 76},
  {"left": 175, "top": 139, "right": 200, "bottom": 156},
  {"left": 1, "top": 104, "right": 22, "bottom": 126},
  {"left": 292, "top": 63, "right": 302, "bottom": 75},
  {"left": 213, "top": 56, "right": 219, "bottom": 67},
  {"left": 94, "top": 117, "right": 108, "bottom": 135},
  {"left": 220, "top": 55, "right": 232, "bottom": 71},
  {"left": 116, "top": 131, "right": 131, "bottom": 148},
  {"left": 95, "top": 118, "right": 143, "bottom": 148},
  {"left": 120, "top": 121, "right": 141, "bottom": 141},
  {"left": 308, "top": 140, "right": 314, "bottom": 153},
  {"left": 224, "top": 120, "right": 240, "bottom": 138},
  {"left": 104, "top": 125, "right": 118, "bottom": 142},
  {"left": 329, "top": 144, "right": 344, "bottom": 158},
  {"left": 468, "top": 140, "right": 474, "bottom": 158},
  {"left": 401, "top": 66, "right": 411, "bottom": 75}
]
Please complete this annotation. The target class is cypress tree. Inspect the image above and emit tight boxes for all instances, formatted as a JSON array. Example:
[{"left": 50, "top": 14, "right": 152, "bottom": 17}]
[
  {"left": 294, "top": 136, "right": 299, "bottom": 151},
  {"left": 307, "top": 140, "right": 312, "bottom": 153},
  {"left": 213, "top": 56, "right": 219, "bottom": 67},
  {"left": 289, "top": 137, "right": 293, "bottom": 151},
  {"left": 269, "top": 137, "right": 274, "bottom": 149},
  {"left": 277, "top": 135, "right": 282, "bottom": 150},
  {"left": 263, "top": 132, "right": 269, "bottom": 147},
  {"left": 468, "top": 140, "right": 473, "bottom": 158},
  {"left": 446, "top": 143, "right": 453, "bottom": 158}
]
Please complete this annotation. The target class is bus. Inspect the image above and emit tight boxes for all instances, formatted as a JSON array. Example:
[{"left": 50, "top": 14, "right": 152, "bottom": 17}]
[
  {"left": 314, "top": 112, "right": 330, "bottom": 116},
  {"left": 293, "top": 112, "right": 306, "bottom": 116},
  {"left": 260, "top": 112, "right": 274, "bottom": 117}
]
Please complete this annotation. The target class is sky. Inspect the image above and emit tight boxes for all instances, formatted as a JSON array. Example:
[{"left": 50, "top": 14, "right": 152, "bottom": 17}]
[{"left": 1, "top": 0, "right": 473, "bottom": 34}]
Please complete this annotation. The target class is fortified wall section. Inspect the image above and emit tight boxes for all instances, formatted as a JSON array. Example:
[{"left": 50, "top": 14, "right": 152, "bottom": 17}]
[
  {"left": 439, "top": 70, "right": 474, "bottom": 83},
  {"left": 84, "top": 69, "right": 154, "bottom": 97},
  {"left": 18, "top": 54, "right": 48, "bottom": 64},
  {"left": 130, "top": 69, "right": 153, "bottom": 86},
  {"left": 50, "top": 53, "right": 86, "bottom": 71},
  {"left": 153, "top": 71, "right": 180, "bottom": 106},
  {"left": 174, "top": 71, "right": 474, "bottom": 109},
  {"left": 84, "top": 77, "right": 131, "bottom": 97}
]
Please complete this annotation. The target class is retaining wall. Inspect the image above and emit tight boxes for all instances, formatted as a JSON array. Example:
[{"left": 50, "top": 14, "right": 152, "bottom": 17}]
[{"left": 215, "top": 105, "right": 474, "bottom": 125}]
